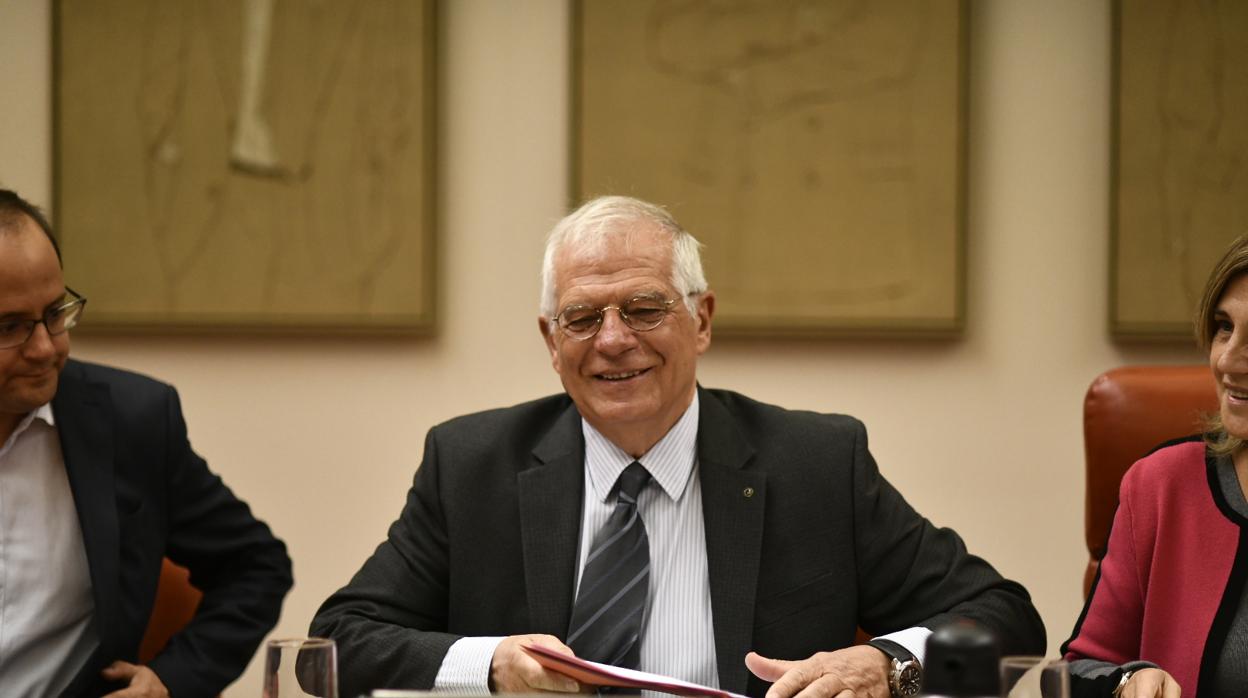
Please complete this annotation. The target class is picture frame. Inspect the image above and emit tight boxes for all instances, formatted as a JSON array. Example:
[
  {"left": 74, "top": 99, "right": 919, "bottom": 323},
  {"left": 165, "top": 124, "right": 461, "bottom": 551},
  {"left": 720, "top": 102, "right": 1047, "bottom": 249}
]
[
  {"left": 54, "top": 0, "right": 437, "bottom": 333},
  {"left": 572, "top": 0, "right": 967, "bottom": 337},
  {"left": 1110, "top": 0, "right": 1248, "bottom": 340}
]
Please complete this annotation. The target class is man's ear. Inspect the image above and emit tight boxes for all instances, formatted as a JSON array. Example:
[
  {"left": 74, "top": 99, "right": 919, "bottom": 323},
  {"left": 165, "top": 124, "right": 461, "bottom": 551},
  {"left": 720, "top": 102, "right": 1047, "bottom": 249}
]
[
  {"left": 538, "top": 316, "right": 559, "bottom": 368},
  {"left": 694, "top": 291, "right": 714, "bottom": 354}
]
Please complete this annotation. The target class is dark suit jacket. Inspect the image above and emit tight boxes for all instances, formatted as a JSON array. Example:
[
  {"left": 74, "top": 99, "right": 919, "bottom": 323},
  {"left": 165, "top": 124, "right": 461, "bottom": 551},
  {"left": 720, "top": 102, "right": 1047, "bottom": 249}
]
[
  {"left": 312, "top": 387, "right": 1045, "bottom": 697},
  {"left": 53, "top": 359, "right": 293, "bottom": 698}
]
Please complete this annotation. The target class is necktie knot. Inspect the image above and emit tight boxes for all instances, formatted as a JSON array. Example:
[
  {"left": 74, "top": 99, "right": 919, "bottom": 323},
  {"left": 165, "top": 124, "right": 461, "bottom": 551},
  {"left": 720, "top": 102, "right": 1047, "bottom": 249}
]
[{"left": 617, "top": 461, "right": 651, "bottom": 503}]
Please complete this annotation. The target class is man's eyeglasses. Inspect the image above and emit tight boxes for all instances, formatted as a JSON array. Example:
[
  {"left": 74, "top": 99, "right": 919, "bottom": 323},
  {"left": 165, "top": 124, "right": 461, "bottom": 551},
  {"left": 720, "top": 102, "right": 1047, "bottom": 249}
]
[
  {"left": 553, "top": 295, "right": 680, "bottom": 341},
  {"left": 0, "top": 287, "right": 87, "bottom": 349}
]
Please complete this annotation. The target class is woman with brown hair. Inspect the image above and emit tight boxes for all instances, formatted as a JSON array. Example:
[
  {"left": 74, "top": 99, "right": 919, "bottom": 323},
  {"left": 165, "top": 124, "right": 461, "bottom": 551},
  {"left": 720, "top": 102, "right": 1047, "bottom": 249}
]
[{"left": 1063, "top": 236, "right": 1248, "bottom": 698}]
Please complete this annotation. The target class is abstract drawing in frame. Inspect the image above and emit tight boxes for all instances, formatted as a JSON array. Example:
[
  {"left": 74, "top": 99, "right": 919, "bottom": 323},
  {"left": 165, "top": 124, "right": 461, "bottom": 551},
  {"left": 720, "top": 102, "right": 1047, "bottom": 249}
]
[
  {"left": 573, "top": 0, "right": 966, "bottom": 336},
  {"left": 1112, "top": 0, "right": 1248, "bottom": 339},
  {"left": 55, "top": 0, "right": 436, "bottom": 332}
]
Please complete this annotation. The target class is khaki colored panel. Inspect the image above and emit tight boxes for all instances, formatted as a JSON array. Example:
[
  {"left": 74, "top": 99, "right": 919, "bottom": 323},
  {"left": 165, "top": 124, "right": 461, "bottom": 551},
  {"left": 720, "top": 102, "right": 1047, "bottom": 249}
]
[
  {"left": 55, "top": 0, "right": 436, "bottom": 332},
  {"left": 1112, "top": 0, "right": 1248, "bottom": 339},
  {"left": 575, "top": 0, "right": 965, "bottom": 336}
]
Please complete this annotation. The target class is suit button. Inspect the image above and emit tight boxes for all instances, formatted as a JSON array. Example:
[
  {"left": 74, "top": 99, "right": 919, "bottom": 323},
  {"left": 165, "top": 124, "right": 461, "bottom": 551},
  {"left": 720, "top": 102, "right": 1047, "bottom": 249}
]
[{"left": 743, "top": 487, "right": 755, "bottom": 498}]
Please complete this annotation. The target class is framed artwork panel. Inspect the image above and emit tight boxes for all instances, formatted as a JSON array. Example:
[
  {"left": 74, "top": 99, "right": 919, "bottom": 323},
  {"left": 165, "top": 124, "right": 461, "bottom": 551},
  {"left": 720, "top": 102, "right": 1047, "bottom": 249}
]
[
  {"left": 1111, "top": 0, "right": 1248, "bottom": 340},
  {"left": 55, "top": 0, "right": 437, "bottom": 332},
  {"left": 573, "top": 0, "right": 966, "bottom": 336}
]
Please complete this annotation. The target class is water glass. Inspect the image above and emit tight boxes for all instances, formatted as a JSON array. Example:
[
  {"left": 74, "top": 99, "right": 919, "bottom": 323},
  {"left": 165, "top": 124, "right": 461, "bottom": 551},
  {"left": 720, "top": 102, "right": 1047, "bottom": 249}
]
[
  {"left": 263, "top": 637, "right": 338, "bottom": 698},
  {"left": 1000, "top": 656, "right": 1069, "bottom": 698}
]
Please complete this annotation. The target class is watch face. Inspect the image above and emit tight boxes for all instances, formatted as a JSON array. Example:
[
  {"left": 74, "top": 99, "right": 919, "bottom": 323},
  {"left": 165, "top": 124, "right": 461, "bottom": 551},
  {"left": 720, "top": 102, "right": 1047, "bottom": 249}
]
[{"left": 896, "top": 662, "right": 922, "bottom": 696}]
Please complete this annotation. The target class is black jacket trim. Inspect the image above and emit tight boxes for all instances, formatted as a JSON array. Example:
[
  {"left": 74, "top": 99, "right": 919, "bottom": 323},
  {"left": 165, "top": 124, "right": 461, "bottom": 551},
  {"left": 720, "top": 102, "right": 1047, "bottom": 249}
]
[{"left": 1194, "top": 456, "right": 1248, "bottom": 695}]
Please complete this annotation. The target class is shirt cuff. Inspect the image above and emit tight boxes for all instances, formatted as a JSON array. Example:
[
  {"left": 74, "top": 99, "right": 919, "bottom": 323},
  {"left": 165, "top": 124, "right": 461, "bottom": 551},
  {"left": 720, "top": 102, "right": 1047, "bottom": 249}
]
[
  {"left": 432, "top": 636, "right": 504, "bottom": 694},
  {"left": 876, "top": 627, "right": 934, "bottom": 667}
]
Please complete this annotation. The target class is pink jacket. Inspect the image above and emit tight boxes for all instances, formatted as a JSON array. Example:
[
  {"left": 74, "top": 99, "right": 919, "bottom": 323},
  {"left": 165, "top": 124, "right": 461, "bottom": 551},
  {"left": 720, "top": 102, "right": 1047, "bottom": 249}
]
[{"left": 1063, "top": 440, "right": 1244, "bottom": 696}]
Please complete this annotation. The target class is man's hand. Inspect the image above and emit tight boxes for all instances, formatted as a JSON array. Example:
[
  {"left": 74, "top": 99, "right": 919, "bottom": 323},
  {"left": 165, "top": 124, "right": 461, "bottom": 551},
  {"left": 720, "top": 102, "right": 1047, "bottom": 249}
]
[
  {"left": 100, "top": 661, "right": 170, "bottom": 698},
  {"left": 1118, "top": 668, "right": 1181, "bottom": 698},
  {"left": 491, "top": 634, "right": 585, "bottom": 694},
  {"left": 746, "top": 645, "right": 891, "bottom": 698}
]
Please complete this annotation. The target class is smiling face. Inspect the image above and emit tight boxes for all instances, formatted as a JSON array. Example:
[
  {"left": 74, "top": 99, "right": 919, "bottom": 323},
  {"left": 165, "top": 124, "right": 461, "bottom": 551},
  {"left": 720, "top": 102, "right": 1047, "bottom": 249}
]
[
  {"left": 1211, "top": 273, "right": 1248, "bottom": 444},
  {"left": 0, "top": 215, "right": 71, "bottom": 440},
  {"left": 539, "top": 224, "right": 713, "bottom": 457}
]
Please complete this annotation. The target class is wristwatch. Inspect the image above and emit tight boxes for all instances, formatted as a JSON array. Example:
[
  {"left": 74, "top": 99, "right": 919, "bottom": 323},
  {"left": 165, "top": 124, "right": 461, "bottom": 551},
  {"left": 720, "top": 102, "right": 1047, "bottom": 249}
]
[{"left": 867, "top": 638, "right": 923, "bottom": 697}]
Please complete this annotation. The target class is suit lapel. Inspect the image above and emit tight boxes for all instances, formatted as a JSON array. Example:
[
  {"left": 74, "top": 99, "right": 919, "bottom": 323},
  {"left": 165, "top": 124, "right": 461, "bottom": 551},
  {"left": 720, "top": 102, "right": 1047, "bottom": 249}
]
[
  {"left": 697, "top": 389, "right": 764, "bottom": 694},
  {"left": 52, "top": 362, "right": 122, "bottom": 660},
  {"left": 519, "top": 402, "right": 585, "bottom": 638}
]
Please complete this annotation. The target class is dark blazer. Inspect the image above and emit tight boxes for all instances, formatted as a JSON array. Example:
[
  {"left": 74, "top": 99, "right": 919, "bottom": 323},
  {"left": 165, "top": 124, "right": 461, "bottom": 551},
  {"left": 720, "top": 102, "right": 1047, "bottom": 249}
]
[
  {"left": 53, "top": 359, "right": 293, "bottom": 698},
  {"left": 312, "top": 387, "right": 1045, "bottom": 698}
]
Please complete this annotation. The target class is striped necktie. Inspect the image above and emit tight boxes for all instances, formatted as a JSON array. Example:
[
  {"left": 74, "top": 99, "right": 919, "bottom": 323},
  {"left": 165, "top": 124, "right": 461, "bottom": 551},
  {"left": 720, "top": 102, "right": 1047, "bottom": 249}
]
[{"left": 567, "top": 460, "right": 652, "bottom": 669}]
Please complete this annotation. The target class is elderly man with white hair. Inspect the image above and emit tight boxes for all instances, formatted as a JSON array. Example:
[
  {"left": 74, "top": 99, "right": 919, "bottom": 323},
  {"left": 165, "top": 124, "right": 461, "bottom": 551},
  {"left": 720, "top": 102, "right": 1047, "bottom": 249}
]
[{"left": 312, "top": 195, "right": 1044, "bottom": 698}]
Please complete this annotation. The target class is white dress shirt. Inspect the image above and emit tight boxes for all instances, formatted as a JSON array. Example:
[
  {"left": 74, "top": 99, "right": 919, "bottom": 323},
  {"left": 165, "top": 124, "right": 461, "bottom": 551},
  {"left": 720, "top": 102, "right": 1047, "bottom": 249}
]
[
  {"left": 434, "top": 395, "right": 929, "bottom": 692},
  {"left": 0, "top": 405, "right": 98, "bottom": 696}
]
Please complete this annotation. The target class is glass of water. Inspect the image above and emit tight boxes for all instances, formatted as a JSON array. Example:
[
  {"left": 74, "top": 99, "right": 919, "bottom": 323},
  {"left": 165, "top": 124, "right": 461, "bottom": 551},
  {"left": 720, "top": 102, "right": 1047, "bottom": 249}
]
[{"left": 262, "top": 637, "right": 338, "bottom": 698}]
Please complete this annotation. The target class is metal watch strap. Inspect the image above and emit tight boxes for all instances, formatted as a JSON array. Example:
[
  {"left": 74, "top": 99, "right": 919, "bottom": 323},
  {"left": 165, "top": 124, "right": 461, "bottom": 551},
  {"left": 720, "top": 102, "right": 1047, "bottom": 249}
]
[
  {"left": 1112, "top": 669, "right": 1134, "bottom": 698},
  {"left": 867, "top": 638, "right": 922, "bottom": 697}
]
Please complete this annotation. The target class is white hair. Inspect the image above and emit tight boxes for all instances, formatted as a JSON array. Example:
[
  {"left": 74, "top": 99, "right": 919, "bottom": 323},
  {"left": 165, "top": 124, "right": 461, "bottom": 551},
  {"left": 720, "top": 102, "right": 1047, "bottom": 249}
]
[{"left": 539, "top": 196, "right": 708, "bottom": 321}]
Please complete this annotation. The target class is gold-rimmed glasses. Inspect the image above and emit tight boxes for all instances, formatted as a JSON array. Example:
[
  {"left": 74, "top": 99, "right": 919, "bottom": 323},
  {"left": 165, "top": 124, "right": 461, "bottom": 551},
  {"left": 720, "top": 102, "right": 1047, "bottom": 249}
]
[{"left": 553, "top": 295, "right": 680, "bottom": 341}]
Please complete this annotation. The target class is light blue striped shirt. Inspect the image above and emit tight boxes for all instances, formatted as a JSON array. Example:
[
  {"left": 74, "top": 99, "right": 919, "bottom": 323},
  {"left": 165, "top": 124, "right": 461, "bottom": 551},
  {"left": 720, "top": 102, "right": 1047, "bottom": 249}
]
[{"left": 575, "top": 393, "right": 717, "bottom": 692}]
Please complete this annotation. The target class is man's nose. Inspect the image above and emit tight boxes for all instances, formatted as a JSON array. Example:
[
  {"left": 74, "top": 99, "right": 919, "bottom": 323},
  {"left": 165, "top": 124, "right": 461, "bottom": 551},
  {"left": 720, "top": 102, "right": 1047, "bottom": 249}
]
[
  {"left": 22, "top": 321, "right": 57, "bottom": 358},
  {"left": 593, "top": 307, "right": 638, "bottom": 352}
]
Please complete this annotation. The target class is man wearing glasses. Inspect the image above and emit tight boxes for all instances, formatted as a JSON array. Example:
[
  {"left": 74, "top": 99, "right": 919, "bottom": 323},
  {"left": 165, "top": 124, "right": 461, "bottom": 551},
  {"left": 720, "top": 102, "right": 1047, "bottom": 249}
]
[
  {"left": 313, "top": 196, "right": 1045, "bottom": 698},
  {"left": 0, "top": 189, "right": 292, "bottom": 698}
]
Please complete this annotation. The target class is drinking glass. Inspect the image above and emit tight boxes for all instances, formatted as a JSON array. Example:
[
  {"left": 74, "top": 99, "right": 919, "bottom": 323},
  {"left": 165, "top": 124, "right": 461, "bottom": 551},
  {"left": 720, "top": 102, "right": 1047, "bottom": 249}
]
[
  {"left": 263, "top": 637, "right": 338, "bottom": 698},
  {"left": 1000, "top": 656, "right": 1069, "bottom": 698}
]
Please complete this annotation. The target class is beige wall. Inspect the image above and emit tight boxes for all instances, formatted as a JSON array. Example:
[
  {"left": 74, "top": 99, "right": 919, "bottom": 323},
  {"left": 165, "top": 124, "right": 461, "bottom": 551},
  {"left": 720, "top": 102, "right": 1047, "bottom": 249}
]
[{"left": 0, "top": 0, "right": 1205, "bottom": 694}]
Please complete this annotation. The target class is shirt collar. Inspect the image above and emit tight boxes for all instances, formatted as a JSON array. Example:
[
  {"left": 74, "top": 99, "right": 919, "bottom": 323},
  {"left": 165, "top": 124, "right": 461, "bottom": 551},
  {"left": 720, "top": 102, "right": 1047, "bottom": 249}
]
[
  {"left": 33, "top": 403, "right": 54, "bottom": 426},
  {"left": 582, "top": 393, "right": 699, "bottom": 504},
  {"left": 0, "top": 403, "right": 55, "bottom": 458}
]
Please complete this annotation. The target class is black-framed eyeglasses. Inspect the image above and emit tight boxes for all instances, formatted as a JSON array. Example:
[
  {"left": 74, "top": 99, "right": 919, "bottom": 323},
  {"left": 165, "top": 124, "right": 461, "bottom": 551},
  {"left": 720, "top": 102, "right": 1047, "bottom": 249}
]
[
  {"left": 0, "top": 287, "right": 87, "bottom": 349},
  {"left": 553, "top": 295, "right": 680, "bottom": 341}
]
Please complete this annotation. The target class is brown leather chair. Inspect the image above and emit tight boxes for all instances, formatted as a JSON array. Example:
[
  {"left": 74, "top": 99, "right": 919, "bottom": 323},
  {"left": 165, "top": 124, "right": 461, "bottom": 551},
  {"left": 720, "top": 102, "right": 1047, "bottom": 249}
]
[
  {"left": 138, "top": 558, "right": 203, "bottom": 663},
  {"left": 1081, "top": 365, "right": 1217, "bottom": 597}
]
